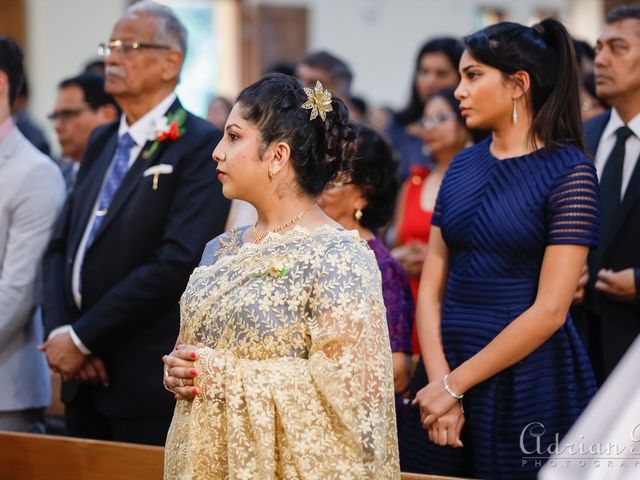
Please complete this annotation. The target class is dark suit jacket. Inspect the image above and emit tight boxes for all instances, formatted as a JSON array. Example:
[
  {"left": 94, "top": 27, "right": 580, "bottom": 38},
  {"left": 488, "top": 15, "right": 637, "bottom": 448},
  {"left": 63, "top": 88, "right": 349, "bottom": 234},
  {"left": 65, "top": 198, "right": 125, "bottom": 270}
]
[
  {"left": 42, "top": 99, "right": 230, "bottom": 418},
  {"left": 583, "top": 110, "right": 640, "bottom": 381}
]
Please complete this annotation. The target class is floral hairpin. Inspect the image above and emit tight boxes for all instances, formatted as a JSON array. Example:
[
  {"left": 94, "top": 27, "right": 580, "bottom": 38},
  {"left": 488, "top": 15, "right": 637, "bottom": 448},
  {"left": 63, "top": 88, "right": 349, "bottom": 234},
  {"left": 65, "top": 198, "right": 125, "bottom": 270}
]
[{"left": 301, "top": 81, "right": 333, "bottom": 121}]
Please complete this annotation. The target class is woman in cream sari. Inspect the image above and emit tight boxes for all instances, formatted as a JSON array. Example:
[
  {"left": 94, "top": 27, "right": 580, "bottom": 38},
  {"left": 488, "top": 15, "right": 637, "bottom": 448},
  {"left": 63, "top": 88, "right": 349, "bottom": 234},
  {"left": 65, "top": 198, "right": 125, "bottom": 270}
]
[{"left": 162, "top": 74, "right": 399, "bottom": 479}]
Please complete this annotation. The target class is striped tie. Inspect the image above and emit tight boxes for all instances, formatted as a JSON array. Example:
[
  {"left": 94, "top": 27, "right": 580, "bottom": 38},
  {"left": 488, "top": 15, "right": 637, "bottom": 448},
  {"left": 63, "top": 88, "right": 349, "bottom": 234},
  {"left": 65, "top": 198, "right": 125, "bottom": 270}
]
[{"left": 85, "top": 132, "right": 136, "bottom": 248}]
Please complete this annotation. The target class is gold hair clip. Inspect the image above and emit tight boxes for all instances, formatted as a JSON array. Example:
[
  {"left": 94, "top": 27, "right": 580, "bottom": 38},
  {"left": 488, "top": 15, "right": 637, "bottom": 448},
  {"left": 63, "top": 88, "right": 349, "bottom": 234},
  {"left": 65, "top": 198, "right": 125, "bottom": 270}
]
[{"left": 301, "top": 81, "right": 333, "bottom": 121}]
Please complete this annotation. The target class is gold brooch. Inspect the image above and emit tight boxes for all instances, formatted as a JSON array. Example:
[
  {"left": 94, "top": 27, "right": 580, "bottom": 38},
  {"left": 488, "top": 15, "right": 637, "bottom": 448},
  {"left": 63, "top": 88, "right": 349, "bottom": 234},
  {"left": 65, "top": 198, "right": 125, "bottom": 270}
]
[{"left": 301, "top": 81, "right": 333, "bottom": 121}]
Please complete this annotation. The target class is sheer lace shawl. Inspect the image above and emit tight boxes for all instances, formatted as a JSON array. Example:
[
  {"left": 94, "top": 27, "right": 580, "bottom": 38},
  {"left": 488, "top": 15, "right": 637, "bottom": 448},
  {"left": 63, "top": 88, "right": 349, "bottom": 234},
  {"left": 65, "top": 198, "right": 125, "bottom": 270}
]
[{"left": 164, "top": 227, "right": 400, "bottom": 479}]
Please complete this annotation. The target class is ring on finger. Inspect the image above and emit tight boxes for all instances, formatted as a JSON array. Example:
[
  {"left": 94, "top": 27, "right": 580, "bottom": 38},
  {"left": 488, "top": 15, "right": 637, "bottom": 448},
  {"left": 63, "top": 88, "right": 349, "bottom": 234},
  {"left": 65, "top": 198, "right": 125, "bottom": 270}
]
[{"left": 178, "top": 378, "right": 185, "bottom": 387}]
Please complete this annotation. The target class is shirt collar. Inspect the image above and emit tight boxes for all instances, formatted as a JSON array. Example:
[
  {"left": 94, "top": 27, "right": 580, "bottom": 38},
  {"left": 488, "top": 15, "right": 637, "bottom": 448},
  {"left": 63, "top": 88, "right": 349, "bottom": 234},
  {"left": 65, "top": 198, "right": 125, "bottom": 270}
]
[
  {"left": 0, "top": 116, "right": 15, "bottom": 145},
  {"left": 117, "top": 92, "right": 178, "bottom": 146},
  {"left": 603, "top": 108, "right": 640, "bottom": 141}
]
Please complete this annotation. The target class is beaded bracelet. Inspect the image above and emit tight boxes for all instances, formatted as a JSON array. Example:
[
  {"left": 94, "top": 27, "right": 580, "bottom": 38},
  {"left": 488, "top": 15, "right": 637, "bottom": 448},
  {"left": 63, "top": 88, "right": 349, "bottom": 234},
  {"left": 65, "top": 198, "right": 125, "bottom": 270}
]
[{"left": 443, "top": 374, "right": 464, "bottom": 400}]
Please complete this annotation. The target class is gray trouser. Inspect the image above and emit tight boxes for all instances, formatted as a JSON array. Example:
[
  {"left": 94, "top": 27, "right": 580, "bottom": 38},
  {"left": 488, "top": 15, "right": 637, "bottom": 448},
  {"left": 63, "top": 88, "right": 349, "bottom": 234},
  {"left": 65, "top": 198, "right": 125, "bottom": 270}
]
[{"left": 0, "top": 408, "right": 46, "bottom": 433}]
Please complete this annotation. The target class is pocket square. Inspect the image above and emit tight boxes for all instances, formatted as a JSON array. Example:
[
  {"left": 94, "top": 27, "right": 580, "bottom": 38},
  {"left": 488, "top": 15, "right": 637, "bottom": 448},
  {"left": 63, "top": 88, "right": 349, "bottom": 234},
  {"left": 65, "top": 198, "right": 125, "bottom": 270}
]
[
  {"left": 143, "top": 164, "right": 174, "bottom": 176},
  {"left": 143, "top": 164, "right": 173, "bottom": 190}
]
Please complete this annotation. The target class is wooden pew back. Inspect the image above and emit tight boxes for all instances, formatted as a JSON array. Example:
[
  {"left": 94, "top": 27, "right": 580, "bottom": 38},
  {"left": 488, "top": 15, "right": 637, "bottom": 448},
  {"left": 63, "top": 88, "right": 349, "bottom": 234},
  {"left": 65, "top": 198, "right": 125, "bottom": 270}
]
[
  {"left": 0, "top": 431, "right": 163, "bottom": 480},
  {"left": 0, "top": 430, "right": 471, "bottom": 480}
]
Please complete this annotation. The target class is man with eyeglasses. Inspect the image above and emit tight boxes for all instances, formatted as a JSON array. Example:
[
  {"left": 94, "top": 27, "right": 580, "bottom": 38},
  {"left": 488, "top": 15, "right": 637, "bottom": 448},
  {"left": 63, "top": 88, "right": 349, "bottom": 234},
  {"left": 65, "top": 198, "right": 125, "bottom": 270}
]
[
  {"left": 41, "top": 1, "right": 229, "bottom": 445},
  {"left": 50, "top": 73, "right": 119, "bottom": 189}
]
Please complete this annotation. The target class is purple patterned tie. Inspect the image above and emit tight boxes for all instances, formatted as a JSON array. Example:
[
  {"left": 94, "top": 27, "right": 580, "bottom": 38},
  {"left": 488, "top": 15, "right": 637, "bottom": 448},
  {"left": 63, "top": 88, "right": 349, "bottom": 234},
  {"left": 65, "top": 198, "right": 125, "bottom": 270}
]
[{"left": 85, "top": 132, "right": 136, "bottom": 248}]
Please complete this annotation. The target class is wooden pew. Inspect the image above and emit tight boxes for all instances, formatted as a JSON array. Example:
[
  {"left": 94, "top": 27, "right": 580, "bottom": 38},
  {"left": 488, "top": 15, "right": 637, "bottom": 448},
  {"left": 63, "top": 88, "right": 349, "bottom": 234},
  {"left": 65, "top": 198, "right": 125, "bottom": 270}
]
[
  {"left": 0, "top": 430, "right": 471, "bottom": 480},
  {"left": 0, "top": 431, "right": 163, "bottom": 480}
]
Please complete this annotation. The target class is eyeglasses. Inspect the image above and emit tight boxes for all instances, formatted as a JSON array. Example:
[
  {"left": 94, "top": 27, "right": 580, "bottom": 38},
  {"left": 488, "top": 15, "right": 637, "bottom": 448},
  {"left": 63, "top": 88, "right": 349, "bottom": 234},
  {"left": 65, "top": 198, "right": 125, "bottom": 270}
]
[
  {"left": 421, "top": 112, "right": 458, "bottom": 129},
  {"left": 47, "top": 108, "right": 90, "bottom": 123},
  {"left": 98, "top": 40, "right": 171, "bottom": 57}
]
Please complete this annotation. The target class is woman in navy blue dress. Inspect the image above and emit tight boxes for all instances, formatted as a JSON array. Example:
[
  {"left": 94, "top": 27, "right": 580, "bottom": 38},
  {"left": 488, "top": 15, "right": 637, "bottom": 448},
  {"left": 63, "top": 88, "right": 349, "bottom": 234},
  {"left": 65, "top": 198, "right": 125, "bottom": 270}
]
[{"left": 410, "top": 19, "right": 599, "bottom": 479}]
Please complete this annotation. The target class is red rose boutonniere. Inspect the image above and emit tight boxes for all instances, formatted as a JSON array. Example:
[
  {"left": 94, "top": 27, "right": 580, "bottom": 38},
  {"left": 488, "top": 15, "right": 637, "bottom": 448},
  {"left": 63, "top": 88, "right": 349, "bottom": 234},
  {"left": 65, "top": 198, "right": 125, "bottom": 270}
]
[{"left": 142, "top": 108, "right": 187, "bottom": 160}]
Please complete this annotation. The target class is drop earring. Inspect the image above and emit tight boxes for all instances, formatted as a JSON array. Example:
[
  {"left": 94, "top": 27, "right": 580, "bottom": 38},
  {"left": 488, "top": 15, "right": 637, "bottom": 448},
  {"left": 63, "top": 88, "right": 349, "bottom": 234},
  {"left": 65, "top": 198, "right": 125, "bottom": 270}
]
[
  {"left": 268, "top": 168, "right": 274, "bottom": 180},
  {"left": 512, "top": 98, "right": 518, "bottom": 126},
  {"left": 354, "top": 209, "right": 363, "bottom": 221}
]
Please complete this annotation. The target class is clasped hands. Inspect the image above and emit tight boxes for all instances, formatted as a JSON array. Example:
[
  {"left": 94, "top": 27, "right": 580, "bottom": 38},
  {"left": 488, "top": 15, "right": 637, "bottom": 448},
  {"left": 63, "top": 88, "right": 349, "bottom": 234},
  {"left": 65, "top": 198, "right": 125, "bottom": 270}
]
[
  {"left": 573, "top": 266, "right": 636, "bottom": 304},
  {"left": 412, "top": 376, "right": 465, "bottom": 448},
  {"left": 391, "top": 241, "right": 428, "bottom": 277},
  {"left": 39, "top": 332, "right": 108, "bottom": 386},
  {"left": 162, "top": 343, "right": 203, "bottom": 401},
  {"left": 595, "top": 268, "right": 636, "bottom": 302}
]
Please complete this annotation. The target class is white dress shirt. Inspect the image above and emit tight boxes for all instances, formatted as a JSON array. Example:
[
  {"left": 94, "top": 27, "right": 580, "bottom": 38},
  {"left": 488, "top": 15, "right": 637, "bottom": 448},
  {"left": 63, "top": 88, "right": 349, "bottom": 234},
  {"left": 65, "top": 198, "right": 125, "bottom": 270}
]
[
  {"left": 594, "top": 108, "right": 640, "bottom": 200},
  {"left": 49, "top": 93, "right": 177, "bottom": 352}
]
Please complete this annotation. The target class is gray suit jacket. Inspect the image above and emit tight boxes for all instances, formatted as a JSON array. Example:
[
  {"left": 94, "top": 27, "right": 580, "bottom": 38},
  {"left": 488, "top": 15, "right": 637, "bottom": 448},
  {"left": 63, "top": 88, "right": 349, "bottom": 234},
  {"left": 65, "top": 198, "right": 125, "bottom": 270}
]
[{"left": 0, "top": 127, "right": 65, "bottom": 411}]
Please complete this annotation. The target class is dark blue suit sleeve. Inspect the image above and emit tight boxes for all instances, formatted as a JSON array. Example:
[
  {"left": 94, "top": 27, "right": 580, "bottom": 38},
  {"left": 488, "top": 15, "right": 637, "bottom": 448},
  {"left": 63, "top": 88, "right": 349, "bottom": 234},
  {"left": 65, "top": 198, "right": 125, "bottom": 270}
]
[
  {"left": 42, "top": 194, "right": 77, "bottom": 335},
  {"left": 42, "top": 125, "right": 116, "bottom": 336}
]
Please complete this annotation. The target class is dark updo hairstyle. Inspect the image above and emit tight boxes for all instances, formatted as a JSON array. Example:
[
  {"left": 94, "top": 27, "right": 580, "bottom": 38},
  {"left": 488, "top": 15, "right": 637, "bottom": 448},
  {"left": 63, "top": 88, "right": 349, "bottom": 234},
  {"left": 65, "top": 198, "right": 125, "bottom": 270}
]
[
  {"left": 463, "top": 18, "right": 585, "bottom": 152},
  {"left": 396, "top": 37, "right": 464, "bottom": 126},
  {"left": 428, "top": 87, "right": 490, "bottom": 144},
  {"left": 348, "top": 125, "right": 399, "bottom": 230},
  {"left": 236, "top": 73, "right": 356, "bottom": 197}
]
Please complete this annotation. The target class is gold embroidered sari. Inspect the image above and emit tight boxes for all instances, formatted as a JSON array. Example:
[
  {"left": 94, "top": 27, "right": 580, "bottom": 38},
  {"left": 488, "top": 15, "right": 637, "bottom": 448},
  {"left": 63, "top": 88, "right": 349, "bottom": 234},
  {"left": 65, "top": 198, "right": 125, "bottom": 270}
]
[{"left": 164, "top": 227, "right": 400, "bottom": 479}]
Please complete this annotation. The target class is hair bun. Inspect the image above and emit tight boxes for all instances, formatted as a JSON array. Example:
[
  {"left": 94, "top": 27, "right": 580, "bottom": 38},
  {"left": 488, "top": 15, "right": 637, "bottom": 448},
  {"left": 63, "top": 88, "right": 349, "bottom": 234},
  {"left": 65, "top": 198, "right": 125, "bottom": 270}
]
[
  {"left": 236, "top": 73, "right": 357, "bottom": 197},
  {"left": 322, "top": 98, "right": 357, "bottom": 174}
]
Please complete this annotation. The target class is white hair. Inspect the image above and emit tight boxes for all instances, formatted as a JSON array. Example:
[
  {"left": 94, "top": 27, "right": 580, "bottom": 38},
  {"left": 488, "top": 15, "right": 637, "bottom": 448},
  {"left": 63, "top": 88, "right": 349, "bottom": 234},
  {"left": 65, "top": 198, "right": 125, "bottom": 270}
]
[{"left": 127, "top": 1, "right": 187, "bottom": 55}]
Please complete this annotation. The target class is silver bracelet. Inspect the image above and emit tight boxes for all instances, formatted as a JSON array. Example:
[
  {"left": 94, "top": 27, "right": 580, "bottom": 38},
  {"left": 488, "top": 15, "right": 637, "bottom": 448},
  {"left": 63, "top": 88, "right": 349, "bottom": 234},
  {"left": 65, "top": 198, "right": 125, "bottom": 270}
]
[{"left": 443, "top": 374, "right": 464, "bottom": 400}]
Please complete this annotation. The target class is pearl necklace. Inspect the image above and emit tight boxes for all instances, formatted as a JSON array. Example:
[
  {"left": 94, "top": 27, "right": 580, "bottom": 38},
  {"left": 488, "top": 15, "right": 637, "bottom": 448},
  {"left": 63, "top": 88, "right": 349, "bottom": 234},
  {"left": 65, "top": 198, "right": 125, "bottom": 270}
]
[{"left": 250, "top": 204, "right": 316, "bottom": 244}]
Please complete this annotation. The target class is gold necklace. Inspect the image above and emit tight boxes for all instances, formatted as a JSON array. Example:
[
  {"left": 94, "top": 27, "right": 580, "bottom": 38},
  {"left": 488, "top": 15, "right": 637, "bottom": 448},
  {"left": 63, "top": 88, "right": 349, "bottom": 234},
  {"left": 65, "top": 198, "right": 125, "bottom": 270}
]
[{"left": 251, "top": 204, "right": 316, "bottom": 244}]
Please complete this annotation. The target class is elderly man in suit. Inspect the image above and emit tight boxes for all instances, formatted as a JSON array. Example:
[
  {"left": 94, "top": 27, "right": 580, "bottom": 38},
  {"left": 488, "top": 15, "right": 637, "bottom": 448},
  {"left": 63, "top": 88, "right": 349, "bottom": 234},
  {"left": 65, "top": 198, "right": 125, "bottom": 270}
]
[
  {"left": 580, "top": 5, "right": 640, "bottom": 384},
  {"left": 41, "top": 1, "right": 229, "bottom": 445},
  {"left": 0, "top": 36, "right": 66, "bottom": 432}
]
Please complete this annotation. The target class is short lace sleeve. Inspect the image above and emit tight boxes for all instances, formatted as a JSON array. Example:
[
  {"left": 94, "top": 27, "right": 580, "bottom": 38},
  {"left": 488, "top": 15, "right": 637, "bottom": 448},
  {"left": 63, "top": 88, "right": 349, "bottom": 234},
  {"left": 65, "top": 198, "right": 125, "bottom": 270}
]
[
  {"left": 547, "top": 161, "right": 599, "bottom": 246},
  {"left": 198, "top": 228, "right": 244, "bottom": 266}
]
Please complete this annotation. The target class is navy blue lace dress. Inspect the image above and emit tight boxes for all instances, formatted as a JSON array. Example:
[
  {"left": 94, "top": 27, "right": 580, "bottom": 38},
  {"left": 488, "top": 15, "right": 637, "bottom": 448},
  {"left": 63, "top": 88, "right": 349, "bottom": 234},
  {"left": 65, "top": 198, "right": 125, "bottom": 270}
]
[{"left": 401, "top": 138, "right": 599, "bottom": 479}]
